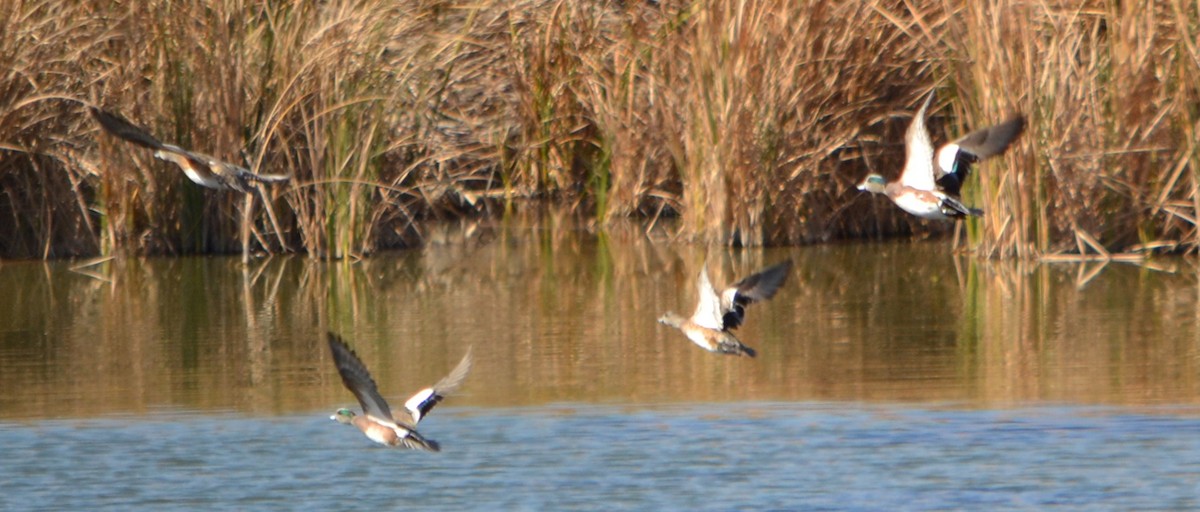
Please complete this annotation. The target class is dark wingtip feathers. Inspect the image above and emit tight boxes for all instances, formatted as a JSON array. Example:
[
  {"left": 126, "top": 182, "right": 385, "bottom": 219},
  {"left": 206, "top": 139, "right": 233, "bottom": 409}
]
[
  {"left": 327, "top": 331, "right": 362, "bottom": 389},
  {"left": 938, "top": 114, "right": 1026, "bottom": 197},
  {"left": 89, "top": 106, "right": 165, "bottom": 150},
  {"left": 326, "top": 331, "right": 355, "bottom": 366},
  {"left": 733, "top": 259, "right": 793, "bottom": 304},
  {"left": 957, "top": 114, "right": 1027, "bottom": 161},
  {"left": 326, "top": 331, "right": 392, "bottom": 418}
]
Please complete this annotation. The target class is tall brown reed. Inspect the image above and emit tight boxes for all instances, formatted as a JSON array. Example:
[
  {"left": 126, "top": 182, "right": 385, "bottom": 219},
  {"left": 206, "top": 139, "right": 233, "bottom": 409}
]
[
  {"left": 3, "top": 0, "right": 1200, "bottom": 258},
  {"left": 0, "top": 0, "right": 110, "bottom": 258},
  {"left": 924, "top": 1, "right": 1200, "bottom": 257}
]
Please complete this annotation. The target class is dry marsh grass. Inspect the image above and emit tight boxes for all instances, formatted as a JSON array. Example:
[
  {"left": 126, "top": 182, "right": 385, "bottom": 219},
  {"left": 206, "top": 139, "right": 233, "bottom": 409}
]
[{"left": 1, "top": 0, "right": 1199, "bottom": 258}]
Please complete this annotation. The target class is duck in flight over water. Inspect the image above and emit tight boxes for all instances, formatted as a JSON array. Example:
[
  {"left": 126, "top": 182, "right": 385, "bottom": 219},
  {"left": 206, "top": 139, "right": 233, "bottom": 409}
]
[
  {"left": 657, "top": 260, "right": 792, "bottom": 357},
  {"left": 327, "top": 332, "right": 472, "bottom": 450},
  {"left": 856, "top": 92, "right": 1025, "bottom": 220}
]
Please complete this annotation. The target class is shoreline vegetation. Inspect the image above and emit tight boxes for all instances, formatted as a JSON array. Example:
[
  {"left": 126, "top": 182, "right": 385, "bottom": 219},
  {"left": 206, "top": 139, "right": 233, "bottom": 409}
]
[{"left": 1, "top": 1, "right": 1198, "bottom": 259}]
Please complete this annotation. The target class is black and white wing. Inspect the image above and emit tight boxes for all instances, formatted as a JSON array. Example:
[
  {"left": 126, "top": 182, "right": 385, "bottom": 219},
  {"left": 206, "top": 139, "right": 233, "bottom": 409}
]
[
  {"left": 935, "top": 115, "right": 1026, "bottom": 196},
  {"left": 719, "top": 260, "right": 793, "bottom": 330},
  {"left": 403, "top": 347, "right": 473, "bottom": 424}
]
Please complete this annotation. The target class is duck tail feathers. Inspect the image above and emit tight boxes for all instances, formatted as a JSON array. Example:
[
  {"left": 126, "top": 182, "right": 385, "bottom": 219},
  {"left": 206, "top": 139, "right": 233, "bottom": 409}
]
[{"left": 401, "top": 428, "right": 441, "bottom": 452}]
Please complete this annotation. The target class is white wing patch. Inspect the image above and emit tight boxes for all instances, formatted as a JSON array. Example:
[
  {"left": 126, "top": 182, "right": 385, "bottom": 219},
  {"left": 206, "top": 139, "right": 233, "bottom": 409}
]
[
  {"left": 404, "top": 388, "right": 436, "bottom": 424},
  {"left": 690, "top": 267, "right": 724, "bottom": 330},
  {"left": 719, "top": 288, "right": 738, "bottom": 315},
  {"left": 936, "top": 143, "right": 961, "bottom": 179}
]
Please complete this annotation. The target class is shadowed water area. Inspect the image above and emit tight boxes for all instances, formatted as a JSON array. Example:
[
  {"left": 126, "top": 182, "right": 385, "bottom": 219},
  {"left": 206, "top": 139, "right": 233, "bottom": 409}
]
[{"left": 1, "top": 224, "right": 1198, "bottom": 510}]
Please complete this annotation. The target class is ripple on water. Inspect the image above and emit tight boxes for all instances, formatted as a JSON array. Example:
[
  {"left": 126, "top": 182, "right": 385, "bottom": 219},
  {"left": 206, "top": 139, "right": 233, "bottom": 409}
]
[{"left": 0, "top": 403, "right": 1198, "bottom": 511}]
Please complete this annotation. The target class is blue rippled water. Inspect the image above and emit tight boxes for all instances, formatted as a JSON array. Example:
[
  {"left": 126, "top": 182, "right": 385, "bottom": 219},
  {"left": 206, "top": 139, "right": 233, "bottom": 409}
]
[{"left": 1, "top": 403, "right": 1197, "bottom": 511}]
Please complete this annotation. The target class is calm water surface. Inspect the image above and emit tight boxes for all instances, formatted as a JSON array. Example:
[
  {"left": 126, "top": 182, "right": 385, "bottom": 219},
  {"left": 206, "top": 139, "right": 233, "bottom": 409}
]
[{"left": 1, "top": 225, "right": 1198, "bottom": 509}]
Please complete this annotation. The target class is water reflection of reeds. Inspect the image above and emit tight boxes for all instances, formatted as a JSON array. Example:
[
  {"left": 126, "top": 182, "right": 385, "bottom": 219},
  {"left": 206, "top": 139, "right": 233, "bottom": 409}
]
[{"left": 0, "top": 228, "right": 1197, "bottom": 420}]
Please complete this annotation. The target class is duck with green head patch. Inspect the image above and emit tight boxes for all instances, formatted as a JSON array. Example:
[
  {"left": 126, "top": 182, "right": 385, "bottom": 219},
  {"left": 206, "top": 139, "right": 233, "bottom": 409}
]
[
  {"left": 857, "top": 91, "right": 1025, "bottom": 220},
  {"left": 327, "top": 332, "right": 471, "bottom": 451}
]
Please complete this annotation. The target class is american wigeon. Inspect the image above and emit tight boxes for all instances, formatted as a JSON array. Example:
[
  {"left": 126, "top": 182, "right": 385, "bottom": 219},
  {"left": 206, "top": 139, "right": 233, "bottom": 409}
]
[
  {"left": 657, "top": 260, "right": 793, "bottom": 357},
  {"left": 326, "top": 332, "right": 444, "bottom": 451},
  {"left": 89, "top": 106, "right": 289, "bottom": 193},
  {"left": 857, "top": 91, "right": 1025, "bottom": 220}
]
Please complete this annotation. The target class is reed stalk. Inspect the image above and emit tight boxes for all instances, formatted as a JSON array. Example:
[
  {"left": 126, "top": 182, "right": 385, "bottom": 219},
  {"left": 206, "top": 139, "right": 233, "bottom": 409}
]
[{"left": 2, "top": 0, "right": 1199, "bottom": 258}]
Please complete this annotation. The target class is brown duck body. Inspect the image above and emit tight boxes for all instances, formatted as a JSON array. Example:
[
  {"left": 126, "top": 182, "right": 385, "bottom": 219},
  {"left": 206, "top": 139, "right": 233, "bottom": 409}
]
[
  {"left": 656, "top": 312, "right": 756, "bottom": 356},
  {"left": 657, "top": 260, "right": 792, "bottom": 357},
  {"left": 346, "top": 414, "right": 431, "bottom": 448}
]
